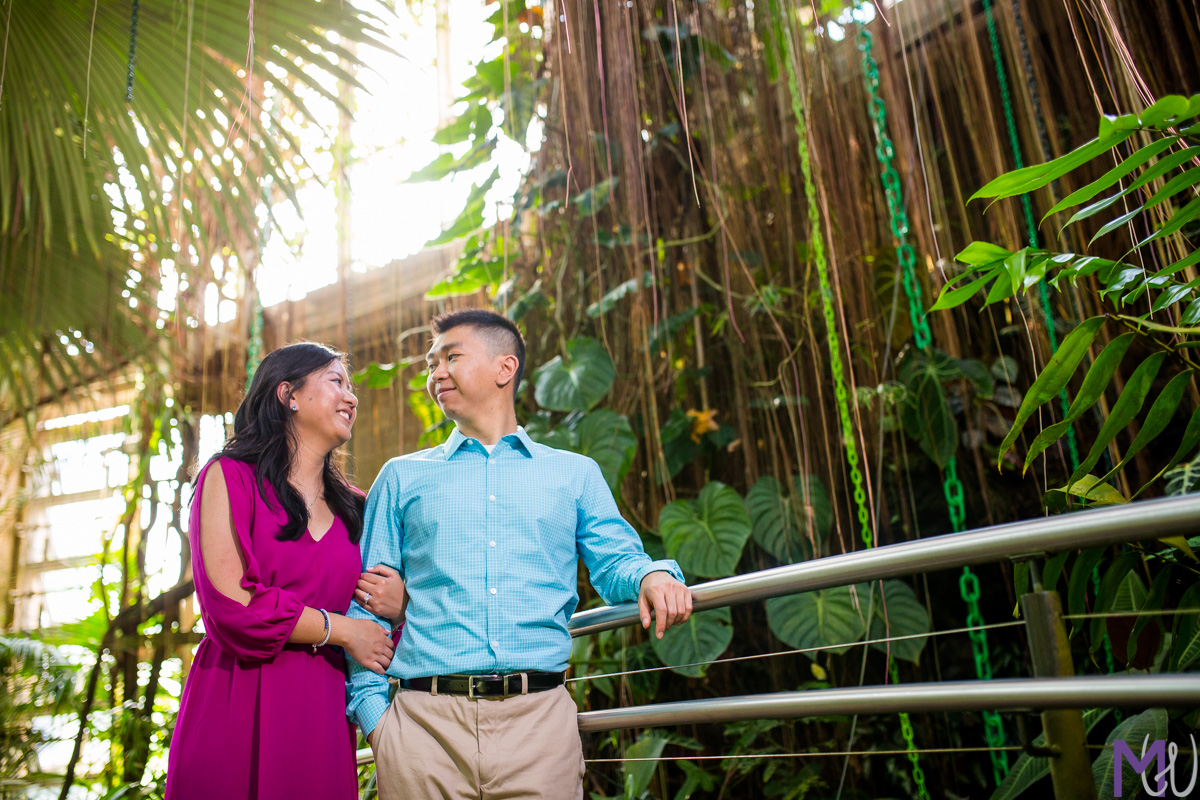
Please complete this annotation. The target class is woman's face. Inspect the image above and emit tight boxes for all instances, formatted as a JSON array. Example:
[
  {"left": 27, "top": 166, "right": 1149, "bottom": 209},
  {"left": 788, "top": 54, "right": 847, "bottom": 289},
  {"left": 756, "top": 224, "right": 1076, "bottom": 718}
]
[{"left": 288, "top": 360, "right": 358, "bottom": 451}]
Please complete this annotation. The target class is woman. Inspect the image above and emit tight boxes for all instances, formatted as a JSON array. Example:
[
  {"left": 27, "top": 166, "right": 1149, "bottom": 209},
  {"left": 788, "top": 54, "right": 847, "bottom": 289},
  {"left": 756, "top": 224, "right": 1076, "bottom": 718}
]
[{"left": 166, "top": 343, "right": 405, "bottom": 800}]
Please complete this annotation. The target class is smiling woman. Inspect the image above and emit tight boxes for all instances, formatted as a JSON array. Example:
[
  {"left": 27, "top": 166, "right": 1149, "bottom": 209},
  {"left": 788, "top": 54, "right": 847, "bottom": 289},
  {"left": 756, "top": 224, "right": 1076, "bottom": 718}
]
[{"left": 164, "top": 342, "right": 402, "bottom": 800}]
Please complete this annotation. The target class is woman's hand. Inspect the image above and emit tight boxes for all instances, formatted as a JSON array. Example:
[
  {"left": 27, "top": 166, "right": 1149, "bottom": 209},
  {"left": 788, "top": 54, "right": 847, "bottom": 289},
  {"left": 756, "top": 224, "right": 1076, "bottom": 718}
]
[
  {"left": 356, "top": 564, "right": 407, "bottom": 628},
  {"left": 334, "top": 616, "right": 394, "bottom": 674}
]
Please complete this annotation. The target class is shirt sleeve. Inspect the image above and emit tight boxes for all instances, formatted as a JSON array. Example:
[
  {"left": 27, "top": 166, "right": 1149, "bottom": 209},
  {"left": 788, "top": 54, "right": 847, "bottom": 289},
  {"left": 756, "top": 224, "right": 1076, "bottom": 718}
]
[
  {"left": 189, "top": 459, "right": 307, "bottom": 665},
  {"left": 345, "top": 464, "right": 404, "bottom": 737},
  {"left": 575, "top": 458, "right": 684, "bottom": 605}
]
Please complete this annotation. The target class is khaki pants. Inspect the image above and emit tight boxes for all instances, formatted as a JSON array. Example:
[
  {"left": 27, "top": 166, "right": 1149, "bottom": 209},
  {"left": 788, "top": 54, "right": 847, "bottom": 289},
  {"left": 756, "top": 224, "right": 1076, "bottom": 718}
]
[{"left": 372, "top": 685, "right": 585, "bottom": 800}]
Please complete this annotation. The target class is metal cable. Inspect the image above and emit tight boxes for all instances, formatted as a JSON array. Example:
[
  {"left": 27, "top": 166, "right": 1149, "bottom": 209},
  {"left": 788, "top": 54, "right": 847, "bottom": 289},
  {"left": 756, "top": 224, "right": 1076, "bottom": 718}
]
[
  {"left": 587, "top": 746, "right": 1027, "bottom": 764},
  {"left": 567, "top": 621, "right": 1025, "bottom": 684},
  {"left": 1062, "top": 609, "right": 1200, "bottom": 621}
]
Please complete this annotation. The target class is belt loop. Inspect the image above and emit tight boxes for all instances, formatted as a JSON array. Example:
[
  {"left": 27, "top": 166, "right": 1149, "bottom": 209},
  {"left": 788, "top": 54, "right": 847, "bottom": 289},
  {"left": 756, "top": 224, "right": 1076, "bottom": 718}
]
[
  {"left": 520, "top": 672, "right": 528, "bottom": 695},
  {"left": 431, "top": 675, "right": 438, "bottom": 697}
]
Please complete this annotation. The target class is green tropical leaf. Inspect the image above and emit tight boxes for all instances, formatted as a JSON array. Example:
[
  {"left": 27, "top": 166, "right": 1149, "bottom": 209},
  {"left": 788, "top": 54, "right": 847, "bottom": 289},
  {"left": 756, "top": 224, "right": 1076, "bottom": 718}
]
[
  {"left": 574, "top": 410, "right": 638, "bottom": 492},
  {"left": 898, "top": 350, "right": 959, "bottom": 468},
  {"left": 970, "top": 132, "right": 1136, "bottom": 202},
  {"left": 623, "top": 734, "right": 670, "bottom": 799},
  {"left": 766, "top": 584, "right": 870, "bottom": 658},
  {"left": 989, "top": 708, "right": 1111, "bottom": 800},
  {"left": 1098, "top": 370, "right": 1193, "bottom": 484},
  {"left": 1022, "top": 332, "right": 1135, "bottom": 472},
  {"left": 650, "top": 607, "right": 734, "bottom": 678},
  {"left": 1093, "top": 708, "right": 1168, "bottom": 800},
  {"left": 1068, "top": 547, "right": 1107, "bottom": 635},
  {"left": 929, "top": 266, "right": 1004, "bottom": 311},
  {"left": 572, "top": 177, "right": 618, "bottom": 217},
  {"left": 868, "top": 580, "right": 930, "bottom": 664},
  {"left": 999, "top": 316, "right": 1107, "bottom": 466},
  {"left": 744, "top": 474, "right": 832, "bottom": 563},
  {"left": 1044, "top": 475, "right": 1128, "bottom": 512},
  {"left": 533, "top": 337, "right": 616, "bottom": 412},
  {"left": 587, "top": 272, "right": 654, "bottom": 318},
  {"left": 659, "top": 482, "right": 751, "bottom": 578},
  {"left": 1126, "top": 567, "right": 1171, "bottom": 664},
  {"left": 1169, "top": 583, "right": 1200, "bottom": 670},
  {"left": 426, "top": 168, "right": 500, "bottom": 246},
  {"left": 1042, "top": 136, "right": 1179, "bottom": 220},
  {"left": 1089, "top": 553, "right": 1142, "bottom": 650},
  {"left": 1068, "top": 353, "right": 1166, "bottom": 488}
]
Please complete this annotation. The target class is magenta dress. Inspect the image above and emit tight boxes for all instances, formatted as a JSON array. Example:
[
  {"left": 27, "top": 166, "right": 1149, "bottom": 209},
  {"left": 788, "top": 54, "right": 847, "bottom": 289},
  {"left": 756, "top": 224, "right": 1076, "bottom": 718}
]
[{"left": 165, "top": 458, "right": 361, "bottom": 800}]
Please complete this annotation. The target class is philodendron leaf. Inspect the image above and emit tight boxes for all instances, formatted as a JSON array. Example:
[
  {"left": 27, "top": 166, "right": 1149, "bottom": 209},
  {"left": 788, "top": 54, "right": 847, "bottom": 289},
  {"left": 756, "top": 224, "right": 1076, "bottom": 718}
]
[
  {"left": 1092, "top": 708, "right": 1168, "bottom": 800},
  {"left": 744, "top": 474, "right": 832, "bottom": 563},
  {"left": 650, "top": 607, "right": 733, "bottom": 678},
  {"left": 868, "top": 580, "right": 930, "bottom": 664},
  {"left": 1022, "top": 332, "right": 1135, "bottom": 472},
  {"left": 766, "top": 584, "right": 871, "bottom": 658},
  {"left": 1068, "top": 353, "right": 1166, "bottom": 489},
  {"left": 573, "top": 409, "right": 638, "bottom": 492},
  {"left": 532, "top": 337, "right": 616, "bottom": 412},
  {"left": 659, "top": 482, "right": 751, "bottom": 578},
  {"left": 999, "top": 316, "right": 1107, "bottom": 467}
]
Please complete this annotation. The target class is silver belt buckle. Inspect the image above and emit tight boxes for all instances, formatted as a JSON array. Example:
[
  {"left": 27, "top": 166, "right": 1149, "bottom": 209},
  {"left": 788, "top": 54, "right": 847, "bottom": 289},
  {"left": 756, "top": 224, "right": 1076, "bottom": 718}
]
[{"left": 468, "top": 675, "right": 483, "bottom": 700}]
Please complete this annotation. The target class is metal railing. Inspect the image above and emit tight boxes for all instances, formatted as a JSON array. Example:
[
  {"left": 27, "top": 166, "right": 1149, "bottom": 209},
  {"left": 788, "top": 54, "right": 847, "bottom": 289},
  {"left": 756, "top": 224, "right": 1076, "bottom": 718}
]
[{"left": 356, "top": 495, "right": 1200, "bottom": 795}]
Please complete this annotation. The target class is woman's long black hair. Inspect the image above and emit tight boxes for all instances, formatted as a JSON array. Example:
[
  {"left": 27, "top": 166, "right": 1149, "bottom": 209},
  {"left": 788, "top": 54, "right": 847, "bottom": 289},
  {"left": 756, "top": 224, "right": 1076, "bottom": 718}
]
[{"left": 208, "top": 342, "right": 364, "bottom": 543}]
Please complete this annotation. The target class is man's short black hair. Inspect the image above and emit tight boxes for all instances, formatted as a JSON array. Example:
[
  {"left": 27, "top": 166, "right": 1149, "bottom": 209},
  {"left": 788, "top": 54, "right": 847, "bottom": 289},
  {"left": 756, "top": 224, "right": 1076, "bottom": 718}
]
[{"left": 430, "top": 309, "right": 526, "bottom": 398}]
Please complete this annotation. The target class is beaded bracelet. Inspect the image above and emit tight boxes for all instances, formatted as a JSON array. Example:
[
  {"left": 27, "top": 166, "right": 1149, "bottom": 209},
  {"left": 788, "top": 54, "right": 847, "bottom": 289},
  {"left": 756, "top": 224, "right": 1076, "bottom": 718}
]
[{"left": 313, "top": 608, "right": 331, "bottom": 653}]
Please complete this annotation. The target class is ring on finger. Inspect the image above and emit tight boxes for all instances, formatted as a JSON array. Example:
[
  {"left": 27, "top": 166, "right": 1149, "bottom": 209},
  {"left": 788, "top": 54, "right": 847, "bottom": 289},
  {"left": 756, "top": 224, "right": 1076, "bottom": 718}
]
[{"left": 364, "top": 593, "right": 372, "bottom": 604}]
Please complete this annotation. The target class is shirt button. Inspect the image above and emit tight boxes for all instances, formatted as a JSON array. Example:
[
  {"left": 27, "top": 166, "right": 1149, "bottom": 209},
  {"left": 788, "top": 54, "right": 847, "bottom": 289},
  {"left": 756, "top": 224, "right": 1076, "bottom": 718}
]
[
  {"left": 489, "top": 495, "right": 496, "bottom": 501},
  {"left": 491, "top": 640, "right": 500, "bottom": 649},
  {"left": 489, "top": 541, "right": 496, "bottom": 547},
  {"left": 490, "top": 588, "right": 497, "bottom": 595}
]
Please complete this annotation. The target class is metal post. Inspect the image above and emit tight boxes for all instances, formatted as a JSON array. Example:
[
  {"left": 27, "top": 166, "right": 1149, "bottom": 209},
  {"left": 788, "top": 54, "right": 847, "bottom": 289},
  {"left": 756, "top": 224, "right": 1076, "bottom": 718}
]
[{"left": 1021, "top": 587, "right": 1096, "bottom": 800}]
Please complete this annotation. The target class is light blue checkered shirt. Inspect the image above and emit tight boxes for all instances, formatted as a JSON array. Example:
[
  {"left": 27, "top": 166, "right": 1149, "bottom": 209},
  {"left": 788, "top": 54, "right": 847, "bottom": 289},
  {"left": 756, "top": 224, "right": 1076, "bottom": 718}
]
[{"left": 345, "top": 426, "right": 683, "bottom": 736}]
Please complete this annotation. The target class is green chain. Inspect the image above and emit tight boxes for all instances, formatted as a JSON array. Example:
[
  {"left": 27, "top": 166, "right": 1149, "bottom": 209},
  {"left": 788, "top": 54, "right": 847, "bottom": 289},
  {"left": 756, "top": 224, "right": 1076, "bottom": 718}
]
[
  {"left": 980, "top": 0, "right": 1079, "bottom": 471},
  {"left": 890, "top": 659, "right": 928, "bottom": 798},
  {"left": 859, "top": 22, "right": 1008, "bottom": 787},
  {"left": 857, "top": 30, "right": 932, "bottom": 351},
  {"left": 781, "top": 19, "right": 873, "bottom": 550},
  {"left": 245, "top": 291, "right": 264, "bottom": 392}
]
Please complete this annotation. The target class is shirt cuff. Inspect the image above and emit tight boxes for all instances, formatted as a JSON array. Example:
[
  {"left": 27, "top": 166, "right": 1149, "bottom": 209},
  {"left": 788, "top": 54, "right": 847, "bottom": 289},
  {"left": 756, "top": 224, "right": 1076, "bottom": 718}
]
[
  {"left": 353, "top": 691, "right": 390, "bottom": 739},
  {"left": 633, "top": 559, "right": 685, "bottom": 595}
]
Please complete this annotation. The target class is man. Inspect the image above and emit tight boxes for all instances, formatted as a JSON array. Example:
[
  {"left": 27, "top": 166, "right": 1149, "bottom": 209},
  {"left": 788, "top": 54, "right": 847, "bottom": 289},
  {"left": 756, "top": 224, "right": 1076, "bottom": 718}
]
[{"left": 346, "top": 308, "right": 692, "bottom": 799}]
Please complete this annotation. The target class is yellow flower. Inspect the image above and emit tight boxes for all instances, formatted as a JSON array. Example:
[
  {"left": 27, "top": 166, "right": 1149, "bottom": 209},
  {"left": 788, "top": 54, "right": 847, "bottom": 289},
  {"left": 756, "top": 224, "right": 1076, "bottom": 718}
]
[{"left": 686, "top": 408, "right": 720, "bottom": 443}]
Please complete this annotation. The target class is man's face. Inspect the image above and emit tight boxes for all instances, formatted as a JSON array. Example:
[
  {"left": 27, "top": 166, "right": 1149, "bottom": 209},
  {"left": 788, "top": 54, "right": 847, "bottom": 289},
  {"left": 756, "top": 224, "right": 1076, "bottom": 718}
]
[{"left": 426, "top": 325, "right": 505, "bottom": 421}]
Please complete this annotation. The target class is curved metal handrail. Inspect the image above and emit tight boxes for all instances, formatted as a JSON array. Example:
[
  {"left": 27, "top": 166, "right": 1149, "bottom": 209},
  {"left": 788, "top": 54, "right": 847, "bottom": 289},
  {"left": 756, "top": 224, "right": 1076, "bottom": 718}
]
[{"left": 568, "top": 494, "right": 1200, "bottom": 636}]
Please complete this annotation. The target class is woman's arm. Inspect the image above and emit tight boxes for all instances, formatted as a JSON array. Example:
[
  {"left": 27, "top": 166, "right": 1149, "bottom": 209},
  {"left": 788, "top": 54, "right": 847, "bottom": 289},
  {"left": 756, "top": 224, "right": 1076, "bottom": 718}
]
[{"left": 196, "top": 461, "right": 393, "bottom": 671}]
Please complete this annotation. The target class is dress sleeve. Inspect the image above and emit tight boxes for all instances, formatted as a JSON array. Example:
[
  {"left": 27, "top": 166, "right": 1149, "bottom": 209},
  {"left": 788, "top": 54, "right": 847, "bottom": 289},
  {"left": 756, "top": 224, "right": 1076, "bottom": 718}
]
[{"left": 189, "top": 459, "right": 307, "bottom": 664}]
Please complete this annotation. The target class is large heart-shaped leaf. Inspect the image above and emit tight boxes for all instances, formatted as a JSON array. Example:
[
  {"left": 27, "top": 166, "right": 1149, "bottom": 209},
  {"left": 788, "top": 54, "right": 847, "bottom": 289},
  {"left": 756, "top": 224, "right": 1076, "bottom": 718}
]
[
  {"left": 868, "top": 580, "right": 931, "bottom": 664},
  {"left": 574, "top": 409, "right": 638, "bottom": 491},
  {"left": 766, "top": 584, "right": 871, "bottom": 659},
  {"left": 744, "top": 474, "right": 832, "bottom": 563},
  {"left": 898, "top": 351, "right": 959, "bottom": 468},
  {"left": 650, "top": 607, "right": 734, "bottom": 677},
  {"left": 532, "top": 337, "right": 616, "bottom": 411},
  {"left": 659, "top": 482, "right": 751, "bottom": 578}
]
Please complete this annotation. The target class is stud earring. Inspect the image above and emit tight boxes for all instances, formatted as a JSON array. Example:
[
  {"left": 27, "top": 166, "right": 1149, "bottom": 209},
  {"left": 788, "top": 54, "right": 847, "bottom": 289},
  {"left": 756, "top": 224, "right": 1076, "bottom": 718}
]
[{"left": 291, "top": 405, "right": 298, "bottom": 412}]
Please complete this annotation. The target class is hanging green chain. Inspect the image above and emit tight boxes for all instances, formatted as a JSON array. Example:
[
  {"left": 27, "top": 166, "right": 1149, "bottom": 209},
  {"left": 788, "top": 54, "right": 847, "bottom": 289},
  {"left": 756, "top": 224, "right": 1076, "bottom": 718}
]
[
  {"left": 981, "top": 0, "right": 1080, "bottom": 471},
  {"left": 890, "top": 659, "right": 928, "bottom": 798},
  {"left": 245, "top": 292, "right": 264, "bottom": 391},
  {"left": 857, "top": 30, "right": 932, "bottom": 351},
  {"left": 780, "top": 19, "right": 873, "bottom": 550},
  {"left": 858, "top": 22, "right": 1009, "bottom": 787}
]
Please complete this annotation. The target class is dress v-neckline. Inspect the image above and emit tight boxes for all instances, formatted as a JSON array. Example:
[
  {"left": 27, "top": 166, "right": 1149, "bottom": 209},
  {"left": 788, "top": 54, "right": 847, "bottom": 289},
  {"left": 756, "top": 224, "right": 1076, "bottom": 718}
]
[{"left": 307, "top": 516, "right": 339, "bottom": 543}]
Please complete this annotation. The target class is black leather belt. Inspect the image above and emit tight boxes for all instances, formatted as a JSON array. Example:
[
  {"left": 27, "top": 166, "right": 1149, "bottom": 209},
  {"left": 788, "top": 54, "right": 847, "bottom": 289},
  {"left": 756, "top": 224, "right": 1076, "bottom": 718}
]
[{"left": 400, "top": 671, "right": 565, "bottom": 699}]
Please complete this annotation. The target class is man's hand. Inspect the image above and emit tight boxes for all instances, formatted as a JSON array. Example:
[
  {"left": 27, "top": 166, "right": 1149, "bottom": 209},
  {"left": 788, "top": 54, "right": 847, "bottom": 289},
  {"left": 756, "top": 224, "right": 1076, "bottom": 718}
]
[{"left": 638, "top": 571, "right": 693, "bottom": 639}]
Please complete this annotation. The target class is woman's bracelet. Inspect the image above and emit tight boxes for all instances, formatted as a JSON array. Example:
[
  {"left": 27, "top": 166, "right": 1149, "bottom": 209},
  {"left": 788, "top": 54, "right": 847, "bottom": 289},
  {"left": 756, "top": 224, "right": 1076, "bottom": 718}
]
[{"left": 313, "top": 608, "right": 331, "bottom": 653}]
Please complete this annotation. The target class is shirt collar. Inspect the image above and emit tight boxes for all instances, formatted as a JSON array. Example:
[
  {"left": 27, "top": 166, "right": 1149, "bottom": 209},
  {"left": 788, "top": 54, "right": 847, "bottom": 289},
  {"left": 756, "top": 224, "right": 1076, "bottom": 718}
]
[{"left": 442, "top": 426, "right": 537, "bottom": 459}]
